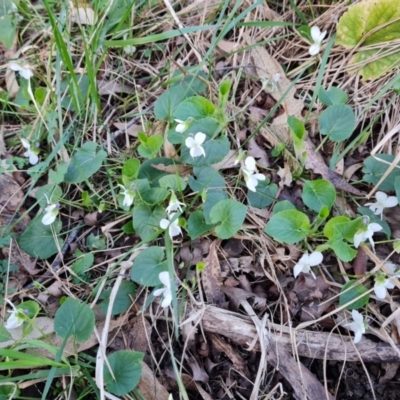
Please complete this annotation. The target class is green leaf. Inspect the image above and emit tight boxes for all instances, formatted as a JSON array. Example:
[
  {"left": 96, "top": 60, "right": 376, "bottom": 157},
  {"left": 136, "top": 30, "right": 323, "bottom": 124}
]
[
  {"left": 18, "top": 301, "right": 40, "bottom": 319},
  {"left": 0, "top": 326, "right": 12, "bottom": 343},
  {"left": 60, "top": 75, "right": 90, "bottom": 111},
  {"left": 319, "top": 104, "right": 355, "bottom": 142},
  {"left": 339, "top": 280, "right": 370, "bottom": 310},
  {"left": 393, "top": 239, "right": 400, "bottom": 253},
  {"left": 203, "top": 190, "right": 228, "bottom": 224},
  {"left": 64, "top": 142, "right": 107, "bottom": 183},
  {"left": 288, "top": 115, "right": 305, "bottom": 154},
  {"left": 330, "top": 238, "right": 358, "bottom": 262},
  {"left": 154, "top": 86, "right": 186, "bottom": 120},
  {"left": 395, "top": 175, "right": 400, "bottom": 205},
  {"left": 323, "top": 216, "right": 352, "bottom": 239},
  {"left": 188, "top": 167, "right": 226, "bottom": 192},
  {"left": 138, "top": 134, "right": 163, "bottom": 159},
  {"left": 131, "top": 247, "right": 167, "bottom": 286},
  {"left": 0, "top": 15, "right": 16, "bottom": 50},
  {"left": 169, "top": 69, "right": 207, "bottom": 95},
  {"left": 54, "top": 298, "right": 95, "bottom": 342},
  {"left": 140, "top": 188, "right": 169, "bottom": 206},
  {"left": 86, "top": 234, "right": 107, "bottom": 250},
  {"left": 181, "top": 135, "right": 230, "bottom": 167},
  {"left": 132, "top": 205, "right": 164, "bottom": 242},
  {"left": 71, "top": 253, "right": 94, "bottom": 278},
  {"left": 187, "top": 210, "right": 214, "bottom": 240},
  {"left": 302, "top": 179, "right": 336, "bottom": 212},
  {"left": 209, "top": 199, "right": 247, "bottom": 239},
  {"left": 318, "top": 87, "right": 348, "bottom": 106},
  {"left": 247, "top": 180, "right": 278, "bottom": 209},
  {"left": 272, "top": 200, "right": 296, "bottom": 214},
  {"left": 100, "top": 281, "right": 136, "bottom": 316},
  {"left": 104, "top": 350, "right": 143, "bottom": 396},
  {"left": 18, "top": 218, "right": 63, "bottom": 260},
  {"left": 336, "top": 0, "right": 400, "bottom": 80},
  {"left": 122, "top": 158, "right": 140, "bottom": 184},
  {"left": 264, "top": 210, "right": 310, "bottom": 244},
  {"left": 98, "top": 0, "right": 134, "bottom": 22},
  {"left": 362, "top": 154, "right": 400, "bottom": 191},
  {"left": 173, "top": 96, "right": 216, "bottom": 121},
  {"left": 159, "top": 174, "right": 187, "bottom": 192},
  {"left": 138, "top": 157, "right": 179, "bottom": 183},
  {"left": 218, "top": 79, "right": 231, "bottom": 109},
  {"left": 35, "top": 184, "right": 62, "bottom": 209},
  {"left": 49, "top": 163, "right": 68, "bottom": 184}
]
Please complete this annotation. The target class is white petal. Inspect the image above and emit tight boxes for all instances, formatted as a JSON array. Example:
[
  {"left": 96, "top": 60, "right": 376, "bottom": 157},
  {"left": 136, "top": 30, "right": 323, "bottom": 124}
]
[
  {"left": 160, "top": 219, "right": 170, "bottom": 230},
  {"left": 384, "top": 196, "right": 398, "bottom": 208},
  {"left": 9, "top": 62, "right": 23, "bottom": 72},
  {"left": 5, "top": 313, "right": 23, "bottom": 330},
  {"left": 244, "top": 157, "right": 256, "bottom": 173},
  {"left": 293, "top": 263, "right": 303, "bottom": 278},
  {"left": 366, "top": 203, "right": 383, "bottom": 216},
  {"left": 318, "top": 30, "right": 327, "bottom": 42},
  {"left": 194, "top": 132, "right": 206, "bottom": 145},
  {"left": 41, "top": 211, "right": 57, "bottom": 225},
  {"left": 375, "top": 191, "right": 388, "bottom": 204},
  {"left": 20, "top": 138, "right": 30, "bottom": 150},
  {"left": 298, "top": 254, "right": 310, "bottom": 265},
  {"left": 29, "top": 153, "right": 39, "bottom": 165},
  {"left": 153, "top": 288, "right": 165, "bottom": 297},
  {"left": 20, "top": 68, "right": 33, "bottom": 80},
  {"left": 245, "top": 176, "right": 257, "bottom": 192},
  {"left": 185, "top": 137, "right": 196, "bottom": 149},
  {"left": 174, "top": 119, "right": 184, "bottom": 124},
  {"left": 175, "top": 124, "right": 185, "bottom": 133},
  {"left": 308, "top": 251, "right": 323, "bottom": 266},
  {"left": 310, "top": 26, "right": 322, "bottom": 42},
  {"left": 190, "top": 145, "right": 205, "bottom": 158},
  {"left": 253, "top": 173, "right": 266, "bottom": 182},
  {"left": 169, "top": 224, "right": 182, "bottom": 238},
  {"left": 161, "top": 290, "right": 172, "bottom": 308},
  {"left": 353, "top": 232, "right": 364, "bottom": 248},
  {"left": 369, "top": 223, "right": 383, "bottom": 233},
  {"left": 374, "top": 284, "right": 387, "bottom": 299},
  {"left": 159, "top": 271, "right": 170, "bottom": 287},
  {"left": 309, "top": 43, "right": 320, "bottom": 56},
  {"left": 351, "top": 310, "right": 363, "bottom": 323},
  {"left": 354, "top": 330, "right": 362, "bottom": 344},
  {"left": 385, "top": 279, "right": 395, "bottom": 290}
]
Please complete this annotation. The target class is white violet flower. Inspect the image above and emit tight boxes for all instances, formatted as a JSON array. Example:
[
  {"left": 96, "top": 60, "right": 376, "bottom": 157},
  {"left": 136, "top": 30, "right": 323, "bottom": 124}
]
[
  {"left": 41, "top": 195, "right": 60, "bottom": 225},
  {"left": 4, "top": 299, "right": 25, "bottom": 330},
  {"left": 309, "top": 26, "right": 327, "bottom": 56},
  {"left": 185, "top": 132, "right": 206, "bottom": 158},
  {"left": 365, "top": 191, "right": 398, "bottom": 219},
  {"left": 122, "top": 33, "right": 136, "bottom": 55},
  {"left": 20, "top": 138, "right": 39, "bottom": 165},
  {"left": 165, "top": 191, "right": 185, "bottom": 215},
  {"left": 241, "top": 156, "right": 266, "bottom": 192},
  {"left": 174, "top": 118, "right": 191, "bottom": 133},
  {"left": 160, "top": 212, "right": 182, "bottom": 239},
  {"left": 384, "top": 262, "right": 400, "bottom": 279},
  {"left": 293, "top": 251, "right": 323, "bottom": 279},
  {"left": 373, "top": 274, "right": 395, "bottom": 299},
  {"left": 353, "top": 223, "right": 382, "bottom": 249},
  {"left": 118, "top": 184, "right": 135, "bottom": 208},
  {"left": 153, "top": 271, "right": 172, "bottom": 308},
  {"left": 344, "top": 310, "right": 366, "bottom": 344},
  {"left": 9, "top": 62, "right": 34, "bottom": 80}
]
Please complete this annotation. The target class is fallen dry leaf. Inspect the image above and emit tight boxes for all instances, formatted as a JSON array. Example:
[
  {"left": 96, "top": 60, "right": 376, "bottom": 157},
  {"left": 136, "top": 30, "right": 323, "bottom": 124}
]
[
  {"left": 0, "top": 174, "right": 24, "bottom": 211},
  {"left": 113, "top": 123, "right": 143, "bottom": 137},
  {"left": 2, "top": 239, "right": 39, "bottom": 275},
  {"left": 277, "top": 162, "right": 293, "bottom": 188},
  {"left": 247, "top": 137, "right": 269, "bottom": 168},
  {"left": 151, "top": 163, "right": 193, "bottom": 176},
  {"left": 222, "top": 285, "right": 267, "bottom": 311},
  {"left": 202, "top": 240, "right": 225, "bottom": 306},
  {"left": 216, "top": 39, "right": 240, "bottom": 54},
  {"left": 97, "top": 79, "right": 134, "bottom": 95},
  {"left": 70, "top": 0, "right": 96, "bottom": 25}
]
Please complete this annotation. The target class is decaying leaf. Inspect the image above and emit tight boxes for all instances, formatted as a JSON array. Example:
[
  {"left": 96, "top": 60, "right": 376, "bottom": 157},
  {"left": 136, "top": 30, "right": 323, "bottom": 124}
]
[
  {"left": 69, "top": 0, "right": 96, "bottom": 25},
  {"left": 0, "top": 174, "right": 24, "bottom": 211},
  {"left": 151, "top": 163, "right": 193, "bottom": 176},
  {"left": 113, "top": 123, "right": 143, "bottom": 137},
  {"left": 2, "top": 239, "right": 39, "bottom": 275},
  {"left": 97, "top": 79, "right": 134, "bottom": 95},
  {"left": 202, "top": 240, "right": 225, "bottom": 306},
  {"left": 247, "top": 137, "right": 269, "bottom": 168},
  {"left": 277, "top": 162, "right": 293, "bottom": 188},
  {"left": 222, "top": 285, "right": 267, "bottom": 311}
]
